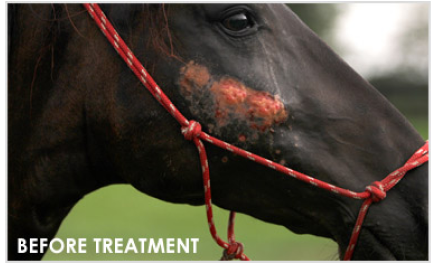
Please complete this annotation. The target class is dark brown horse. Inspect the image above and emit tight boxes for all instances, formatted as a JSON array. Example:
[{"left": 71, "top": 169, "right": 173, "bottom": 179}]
[{"left": 8, "top": 4, "right": 427, "bottom": 260}]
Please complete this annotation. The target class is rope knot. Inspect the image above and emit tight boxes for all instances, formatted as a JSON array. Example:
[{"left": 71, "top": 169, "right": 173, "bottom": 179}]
[
  {"left": 181, "top": 120, "right": 202, "bottom": 141},
  {"left": 365, "top": 181, "right": 386, "bottom": 202},
  {"left": 220, "top": 242, "right": 244, "bottom": 261}
]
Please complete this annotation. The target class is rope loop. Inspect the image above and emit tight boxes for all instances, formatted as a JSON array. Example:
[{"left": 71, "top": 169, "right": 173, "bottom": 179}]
[
  {"left": 181, "top": 120, "right": 202, "bottom": 141},
  {"left": 220, "top": 242, "right": 244, "bottom": 261},
  {"left": 365, "top": 181, "right": 386, "bottom": 202}
]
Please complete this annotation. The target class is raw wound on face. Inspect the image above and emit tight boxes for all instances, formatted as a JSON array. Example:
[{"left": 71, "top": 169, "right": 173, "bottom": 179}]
[
  {"left": 179, "top": 61, "right": 211, "bottom": 96},
  {"left": 211, "top": 77, "right": 287, "bottom": 130},
  {"left": 179, "top": 61, "right": 288, "bottom": 132}
]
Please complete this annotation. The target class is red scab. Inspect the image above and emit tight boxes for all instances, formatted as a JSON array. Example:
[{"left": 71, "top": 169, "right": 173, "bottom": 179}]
[
  {"left": 210, "top": 77, "right": 288, "bottom": 131},
  {"left": 246, "top": 93, "right": 285, "bottom": 118},
  {"left": 238, "top": 134, "right": 247, "bottom": 142},
  {"left": 179, "top": 61, "right": 211, "bottom": 95},
  {"left": 179, "top": 62, "right": 288, "bottom": 134},
  {"left": 216, "top": 78, "right": 247, "bottom": 104}
]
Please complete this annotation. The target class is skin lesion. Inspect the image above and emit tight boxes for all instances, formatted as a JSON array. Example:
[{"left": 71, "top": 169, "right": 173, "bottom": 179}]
[
  {"left": 211, "top": 77, "right": 288, "bottom": 130},
  {"left": 179, "top": 61, "right": 211, "bottom": 96},
  {"left": 179, "top": 61, "right": 288, "bottom": 138}
]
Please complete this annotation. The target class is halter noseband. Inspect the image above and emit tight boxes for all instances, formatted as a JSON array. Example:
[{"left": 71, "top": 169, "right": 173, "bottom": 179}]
[{"left": 83, "top": 4, "right": 429, "bottom": 260}]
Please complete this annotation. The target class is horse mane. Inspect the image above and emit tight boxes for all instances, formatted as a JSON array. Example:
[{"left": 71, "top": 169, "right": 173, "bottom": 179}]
[
  {"left": 7, "top": 3, "right": 179, "bottom": 120},
  {"left": 8, "top": 4, "right": 178, "bottom": 65},
  {"left": 96, "top": 4, "right": 179, "bottom": 60},
  {"left": 144, "top": 4, "right": 179, "bottom": 60}
]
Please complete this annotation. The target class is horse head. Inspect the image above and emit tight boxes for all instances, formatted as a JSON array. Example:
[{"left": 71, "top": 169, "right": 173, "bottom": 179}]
[{"left": 8, "top": 4, "right": 427, "bottom": 260}]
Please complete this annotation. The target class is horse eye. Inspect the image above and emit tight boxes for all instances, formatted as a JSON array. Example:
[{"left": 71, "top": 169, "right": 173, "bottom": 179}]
[{"left": 222, "top": 12, "right": 252, "bottom": 32}]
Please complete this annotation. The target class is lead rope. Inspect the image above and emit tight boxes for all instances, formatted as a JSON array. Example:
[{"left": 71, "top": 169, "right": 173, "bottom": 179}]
[{"left": 83, "top": 4, "right": 429, "bottom": 260}]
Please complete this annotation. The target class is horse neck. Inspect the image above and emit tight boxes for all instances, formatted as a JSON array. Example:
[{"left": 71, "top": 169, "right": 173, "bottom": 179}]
[{"left": 8, "top": 5, "right": 123, "bottom": 259}]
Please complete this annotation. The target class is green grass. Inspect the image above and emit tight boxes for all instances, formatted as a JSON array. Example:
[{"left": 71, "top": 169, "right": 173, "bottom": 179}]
[
  {"left": 43, "top": 185, "right": 338, "bottom": 260},
  {"left": 407, "top": 115, "right": 428, "bottom": 140}
]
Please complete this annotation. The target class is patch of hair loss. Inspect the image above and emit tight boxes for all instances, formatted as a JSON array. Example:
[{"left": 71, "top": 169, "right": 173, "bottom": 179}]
[
  {"left": 178, "top": 61, "right": 288, "bottom": 139},
  {"left": 210, "top": 77, "right": 288, "bottom": 131},
  {"left": 179, "top": 61, "right": 211, "bottom": 96}
]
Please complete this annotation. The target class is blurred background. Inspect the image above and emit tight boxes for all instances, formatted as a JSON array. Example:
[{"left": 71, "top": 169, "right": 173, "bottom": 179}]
[
  {"left": 43, "top": 3, "right": 428, "bottom": 260},
  {"left": 292, "top": 3, "right": 428, "bottom": 140}
]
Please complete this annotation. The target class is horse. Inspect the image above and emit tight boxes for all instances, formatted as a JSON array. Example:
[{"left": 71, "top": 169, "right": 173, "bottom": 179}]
[{"left": 8, "top": 4, "right": 428, "bottom": 260}]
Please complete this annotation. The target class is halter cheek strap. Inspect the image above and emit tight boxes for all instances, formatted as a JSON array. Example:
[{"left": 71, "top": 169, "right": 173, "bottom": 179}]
[{"left": 83, "top": 4, "right": 429, "bottom": 260}]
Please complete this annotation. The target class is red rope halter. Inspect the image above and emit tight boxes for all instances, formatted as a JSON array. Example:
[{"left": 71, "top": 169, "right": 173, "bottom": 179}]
[{"left": 83, "top": 4, "right": 429, "bottom": 260}]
